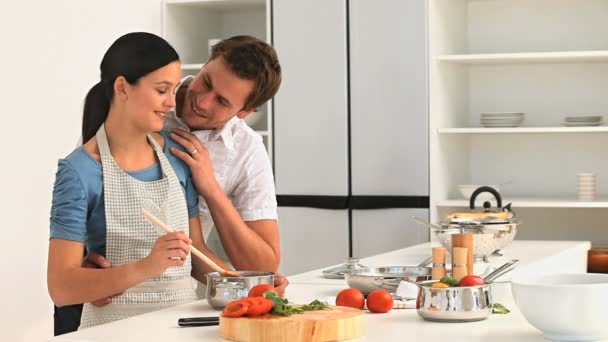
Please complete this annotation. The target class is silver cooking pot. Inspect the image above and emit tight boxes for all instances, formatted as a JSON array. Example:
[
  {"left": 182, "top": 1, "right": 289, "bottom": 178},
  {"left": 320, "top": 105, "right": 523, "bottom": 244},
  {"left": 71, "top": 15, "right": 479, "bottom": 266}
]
[
  {"left": 206, "top": 271, "right": 274, "bottom": 309},
  {"left": 416, "top": 259, "right": 519, "bottom": 322}
]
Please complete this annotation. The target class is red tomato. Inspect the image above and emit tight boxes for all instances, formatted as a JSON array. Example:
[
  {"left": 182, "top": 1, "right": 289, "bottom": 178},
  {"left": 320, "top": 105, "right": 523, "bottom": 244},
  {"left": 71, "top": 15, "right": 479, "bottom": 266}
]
[
  {"left": 222, "top": 299, "right": 249, "bottom": 318},
  {"left": 458, "top": 275, "right": 486, "bottom": 287},
  {"left": 248, "top": 284, "right": 275, "bottom": 297},
  {"left": 336, "top": 288, "right": 365, "bottom": 309},
  {"left": 244, "top": 297, "right": 274, "bottom": 316},
  {"left": 366, "top": 290, "right": 393, "bottom": 313}
]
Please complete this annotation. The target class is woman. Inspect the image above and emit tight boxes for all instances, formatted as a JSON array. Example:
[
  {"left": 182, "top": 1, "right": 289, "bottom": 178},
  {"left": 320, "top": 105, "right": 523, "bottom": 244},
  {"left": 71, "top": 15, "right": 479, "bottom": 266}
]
[{"left": 47, "top": 32, "right": 230, "bottom": 330}]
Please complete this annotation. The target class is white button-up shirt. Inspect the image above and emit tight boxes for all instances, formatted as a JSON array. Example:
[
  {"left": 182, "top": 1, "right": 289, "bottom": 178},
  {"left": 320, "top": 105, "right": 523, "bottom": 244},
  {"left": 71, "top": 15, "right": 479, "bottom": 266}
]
[{"left": 164, "top": 78, "right": 278, "bottom": 241}]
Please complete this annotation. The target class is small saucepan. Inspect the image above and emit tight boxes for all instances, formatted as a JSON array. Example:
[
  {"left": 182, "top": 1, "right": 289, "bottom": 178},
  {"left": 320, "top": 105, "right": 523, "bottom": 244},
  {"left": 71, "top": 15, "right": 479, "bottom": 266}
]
[
  {"left": 415, "top": 259, "right": 519, "bottom": 322},
  {"left": 206, "top": 271, "right": 274, "bottom": 309}
]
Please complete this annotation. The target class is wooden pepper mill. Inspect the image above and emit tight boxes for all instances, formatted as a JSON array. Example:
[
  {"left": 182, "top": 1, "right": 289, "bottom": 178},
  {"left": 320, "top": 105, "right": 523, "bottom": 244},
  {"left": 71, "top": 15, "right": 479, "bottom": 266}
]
[
  {"left": 432, "top": 247, "right": 447, "bottom": 280},
  {"left": 452, "top": 247, "right": 468, "bottom": 280},
  {"left": 452, "top": 233, "right": 474, "bottom": 275}
]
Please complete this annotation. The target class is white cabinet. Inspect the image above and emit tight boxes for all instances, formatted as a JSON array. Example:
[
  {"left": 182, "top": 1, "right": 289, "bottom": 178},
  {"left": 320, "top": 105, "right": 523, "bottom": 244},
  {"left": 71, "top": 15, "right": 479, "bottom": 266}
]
[
  {"left": 428, "top": 0, "right": 608, "bottom": 243},
  {"left": 352, "top": 208, "right": 429, "bottom": 259},
  {"left": 277, "top": 207, "right": 349, "bottom": 276},
  {"left": 274, "top": 0, "right": 430, "bottom": 275},
  {"left": 273, "top": 0, "right": 349, "bottom": 196},
  {"left": 349, "top": 0, "right": 428, "bottom": 197},
  {"left": 161, "top": 0, "right": 274, "bottom": 159}
]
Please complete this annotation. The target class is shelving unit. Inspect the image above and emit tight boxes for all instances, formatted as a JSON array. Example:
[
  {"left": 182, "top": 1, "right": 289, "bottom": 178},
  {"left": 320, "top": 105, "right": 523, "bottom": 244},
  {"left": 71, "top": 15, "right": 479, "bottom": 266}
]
[
  {"left": 437, "top": 198, "right": 608, "bottom": 209},
  {"left": 161, "top": 0, "right": 274, "bottom": 160},
  {"left": 438, "top": 127, "right": 608, "bottom": 134},
  {"left": 436, "top": 50, "right": 608, "bottom": 65},
  {"left": 428, "top": 0, "right": 608, "bottom": 244}
]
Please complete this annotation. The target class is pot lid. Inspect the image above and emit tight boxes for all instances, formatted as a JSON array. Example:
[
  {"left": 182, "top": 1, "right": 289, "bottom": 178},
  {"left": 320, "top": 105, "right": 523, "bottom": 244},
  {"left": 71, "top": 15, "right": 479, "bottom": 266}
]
[{"left": 443, "top": 185, "right": 515, "bottom": 225}]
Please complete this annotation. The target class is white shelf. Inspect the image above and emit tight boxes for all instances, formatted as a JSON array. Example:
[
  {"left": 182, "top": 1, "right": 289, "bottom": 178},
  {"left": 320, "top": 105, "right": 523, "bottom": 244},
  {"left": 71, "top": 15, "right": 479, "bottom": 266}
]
[
  {"left": 255, "top": 130, "right": 269, "bottom": 136},
  {"left": 438, "top": 127, "right": 608, "bottom": 134},
  {"left": 165, "top": 0, "right": 265, "bottom": 10},
  {"left": 181, "top": 64, "right": 204, "bottom": 70},
  {"left": 436, "top": 51, "right": 608, "bottom": 65},
  {"left": 437, "top": 197, "right": 608, "bottom": 208}
]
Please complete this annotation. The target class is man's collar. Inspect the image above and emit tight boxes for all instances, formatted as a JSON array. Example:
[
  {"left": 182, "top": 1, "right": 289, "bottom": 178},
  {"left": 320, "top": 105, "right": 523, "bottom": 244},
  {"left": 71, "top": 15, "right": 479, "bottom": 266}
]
[{"left": 211, "top": 116, "right": 238, "bottom": 151}]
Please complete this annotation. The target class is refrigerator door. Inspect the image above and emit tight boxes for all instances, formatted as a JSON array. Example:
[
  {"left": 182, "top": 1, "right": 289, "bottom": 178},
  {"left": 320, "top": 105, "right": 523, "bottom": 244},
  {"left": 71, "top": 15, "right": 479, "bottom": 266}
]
[
  {"left": 273, "top": 0, "right": 349, "bottom": 196},
  {"left": 277, "top": 207, "right": 349, "bottom": 276},
  {"left": 349, "top": 0, "right": 429, "bottom": 196},
  {"left": 352, "top": 208, "right": 429, "bottom": 259}
]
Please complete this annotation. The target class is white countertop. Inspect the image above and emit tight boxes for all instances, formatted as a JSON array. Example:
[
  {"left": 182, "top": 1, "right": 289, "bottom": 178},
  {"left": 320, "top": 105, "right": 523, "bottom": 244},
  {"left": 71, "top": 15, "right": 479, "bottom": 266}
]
[{"left": 49, "top": 240, "right": 600, "bottom": 342}]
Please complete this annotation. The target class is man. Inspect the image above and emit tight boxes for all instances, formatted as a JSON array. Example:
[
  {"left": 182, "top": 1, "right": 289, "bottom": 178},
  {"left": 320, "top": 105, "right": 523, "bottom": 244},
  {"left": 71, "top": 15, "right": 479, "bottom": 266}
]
[
  {"left": 57, "top": 36, "right": 286, "bottom": 335},
  {"left": 167, "top": 35, "right": 282, "bottom": 276}
]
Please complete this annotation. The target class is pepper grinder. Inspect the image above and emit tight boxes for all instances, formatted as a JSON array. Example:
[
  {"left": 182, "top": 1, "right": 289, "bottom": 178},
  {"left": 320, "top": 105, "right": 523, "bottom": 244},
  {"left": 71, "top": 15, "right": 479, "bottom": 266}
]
[
  {"left": 432, "top": 247, "right": 447, "bottom": 280},
  {"left": 452, "top": 233, "right": 474, "bottom": 276},
  {"left": 452, "top": 247, "right": 468, "bottom": 280}
]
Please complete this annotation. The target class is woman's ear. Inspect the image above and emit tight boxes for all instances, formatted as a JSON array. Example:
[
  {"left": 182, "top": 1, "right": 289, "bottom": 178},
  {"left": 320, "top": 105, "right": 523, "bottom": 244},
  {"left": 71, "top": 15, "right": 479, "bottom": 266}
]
[{"left": 114, "top": 76, "right": 128, "bottom": 100}]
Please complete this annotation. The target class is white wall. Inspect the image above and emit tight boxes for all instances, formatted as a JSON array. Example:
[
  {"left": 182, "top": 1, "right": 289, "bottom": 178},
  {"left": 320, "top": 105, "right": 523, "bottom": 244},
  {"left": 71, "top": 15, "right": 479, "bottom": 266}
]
[{"left": 0, "top": 1, "right": 161, "bottom": 340}]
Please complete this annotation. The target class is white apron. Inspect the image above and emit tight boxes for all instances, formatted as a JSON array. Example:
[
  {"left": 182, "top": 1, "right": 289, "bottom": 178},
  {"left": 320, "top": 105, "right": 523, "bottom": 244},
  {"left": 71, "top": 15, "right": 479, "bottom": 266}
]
[{"left": 79, "top": 125, "right": 197, "bottom": 329}]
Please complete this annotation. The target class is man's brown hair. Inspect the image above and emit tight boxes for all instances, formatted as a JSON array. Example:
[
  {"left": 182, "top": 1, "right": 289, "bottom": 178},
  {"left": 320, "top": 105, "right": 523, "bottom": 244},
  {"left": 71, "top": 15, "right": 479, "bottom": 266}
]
[{"left": 209, "top": 35, "right": 282, "bottom": 111}]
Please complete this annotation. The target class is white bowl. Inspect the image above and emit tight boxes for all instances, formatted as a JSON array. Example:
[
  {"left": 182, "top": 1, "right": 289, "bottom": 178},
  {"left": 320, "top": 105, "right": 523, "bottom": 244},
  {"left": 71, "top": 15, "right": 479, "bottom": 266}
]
[
  {"left": 511, "top": 273, "right": 608, "bottom": 341},
  {"left": 458, "top": 184, "right": 501, "bottom": 201}
]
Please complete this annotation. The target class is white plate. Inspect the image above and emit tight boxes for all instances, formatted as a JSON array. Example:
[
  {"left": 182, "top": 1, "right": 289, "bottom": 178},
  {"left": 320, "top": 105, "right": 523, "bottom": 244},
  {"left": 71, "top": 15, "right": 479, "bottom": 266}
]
[
  {"left": 482, "top": 123, "right": 523, "bottom": 127},
  {"left": 562, "top": 121, "right": 603, "bottom": 127},
  {"left": 481, "top": 112, "right": 524, "bottom": 116},
  {"left": 481, "top": 119, "right": 524, "bottom": 123},
  {"left": 564, "top": 116, "right": 603, "bottom": 122}
]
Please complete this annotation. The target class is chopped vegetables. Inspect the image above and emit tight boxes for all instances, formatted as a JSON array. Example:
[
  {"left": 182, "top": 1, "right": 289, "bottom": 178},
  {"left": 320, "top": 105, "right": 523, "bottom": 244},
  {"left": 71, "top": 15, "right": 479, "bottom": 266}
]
[
  {"left": 492, "top": 303, "right": 510, "bottom": 314},
  {"left": 439, "top": 276, "right": 459, "bottom": 287}
]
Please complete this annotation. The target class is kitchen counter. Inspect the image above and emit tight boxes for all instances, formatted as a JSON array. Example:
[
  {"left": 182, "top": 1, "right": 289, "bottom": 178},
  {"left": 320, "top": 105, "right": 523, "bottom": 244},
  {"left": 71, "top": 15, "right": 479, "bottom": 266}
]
[{"left": 48, "top": 240, "right": 599, "bottom": 342}]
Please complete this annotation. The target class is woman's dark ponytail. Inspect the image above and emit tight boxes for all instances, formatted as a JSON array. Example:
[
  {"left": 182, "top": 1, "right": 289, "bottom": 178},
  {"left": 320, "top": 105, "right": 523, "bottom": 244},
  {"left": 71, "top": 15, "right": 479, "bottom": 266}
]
[
  {"left": 82, "top": 81, "right": 110, "bottom": 143},
  {"left": 80, "top": 32, "right": 179, "bottom": 143}
]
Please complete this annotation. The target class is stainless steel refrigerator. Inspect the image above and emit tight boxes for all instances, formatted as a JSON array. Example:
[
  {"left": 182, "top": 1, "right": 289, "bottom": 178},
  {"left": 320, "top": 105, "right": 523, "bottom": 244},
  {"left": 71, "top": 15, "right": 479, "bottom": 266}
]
[{"left": 273, "top": 0, "right": 429, "bottom": 275}]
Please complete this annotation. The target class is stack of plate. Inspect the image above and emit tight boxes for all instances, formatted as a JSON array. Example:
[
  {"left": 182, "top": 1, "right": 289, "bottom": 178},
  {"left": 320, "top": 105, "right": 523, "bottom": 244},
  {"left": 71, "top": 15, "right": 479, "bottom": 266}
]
[
  {"left": 562, "top": 116, "right": 603, "bottom": 127},
  {"left": 577, "top": 173, "right": 596, "bottom": 201},
  {"left": 480, "top": 112, "right": 525, "bottom": 128}
]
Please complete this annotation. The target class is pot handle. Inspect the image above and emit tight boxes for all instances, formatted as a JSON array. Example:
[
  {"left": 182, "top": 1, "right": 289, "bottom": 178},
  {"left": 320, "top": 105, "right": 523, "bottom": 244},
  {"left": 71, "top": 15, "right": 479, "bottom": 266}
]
[
  {"left": 483, "top": 259, "right": 520, "bottom": 283},
  {"left": 469, "top": 186, "right": 502, "bottom": 210}
]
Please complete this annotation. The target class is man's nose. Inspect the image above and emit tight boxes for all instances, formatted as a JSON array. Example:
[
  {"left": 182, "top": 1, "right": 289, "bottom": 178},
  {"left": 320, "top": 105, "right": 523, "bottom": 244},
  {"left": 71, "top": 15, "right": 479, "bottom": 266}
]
[{"left": 195, "top": 92, "right": 213, "bottom": 110}]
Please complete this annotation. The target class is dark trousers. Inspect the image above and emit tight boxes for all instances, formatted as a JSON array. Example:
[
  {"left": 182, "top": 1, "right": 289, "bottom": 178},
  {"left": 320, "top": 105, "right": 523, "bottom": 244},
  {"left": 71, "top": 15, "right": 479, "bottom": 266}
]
[{"left": 53, "top": 304, "right": 83, "bottom": 336}]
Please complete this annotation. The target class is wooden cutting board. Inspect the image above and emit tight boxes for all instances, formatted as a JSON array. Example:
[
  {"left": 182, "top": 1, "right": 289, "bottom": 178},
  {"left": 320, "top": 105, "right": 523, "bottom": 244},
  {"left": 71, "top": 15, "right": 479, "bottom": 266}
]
[{"left": 220, "top": 306, "right": 365, "bottom": 342}]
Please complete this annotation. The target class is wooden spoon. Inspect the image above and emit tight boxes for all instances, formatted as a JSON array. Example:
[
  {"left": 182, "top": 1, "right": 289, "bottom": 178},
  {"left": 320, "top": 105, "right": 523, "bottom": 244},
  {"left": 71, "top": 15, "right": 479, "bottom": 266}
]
[{"left": 141, "top": 208, "right": 241, "bottom": 277}]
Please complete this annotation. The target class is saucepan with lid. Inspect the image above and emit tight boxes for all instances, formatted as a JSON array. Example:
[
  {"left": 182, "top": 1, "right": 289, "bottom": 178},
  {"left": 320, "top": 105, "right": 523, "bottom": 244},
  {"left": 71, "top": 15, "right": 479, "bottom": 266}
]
[{"left": 416, "top": 259, "right": 519, "bottom": 322}]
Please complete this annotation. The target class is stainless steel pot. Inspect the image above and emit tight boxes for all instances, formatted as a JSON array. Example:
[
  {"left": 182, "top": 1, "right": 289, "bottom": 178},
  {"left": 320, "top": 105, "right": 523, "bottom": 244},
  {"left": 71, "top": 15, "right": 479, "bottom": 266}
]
[
  {"left": 344, "top": 264, "right": 432, "bottom": 295},
  {"left": 206, "top": 271, "right": 274, "bottom": 309},
  {"left": 416, "top": 259, "right": 519, "bottom": 322}
]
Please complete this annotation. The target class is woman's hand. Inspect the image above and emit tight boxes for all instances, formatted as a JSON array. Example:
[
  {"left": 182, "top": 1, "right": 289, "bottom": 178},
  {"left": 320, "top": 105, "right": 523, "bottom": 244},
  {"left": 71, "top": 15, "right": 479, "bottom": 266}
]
[
  {"left": 141, "top": 231, "right": 192, "bottom": 277},
  {"left": 273, "top": 273, "right": 289, "bottom": 297}
]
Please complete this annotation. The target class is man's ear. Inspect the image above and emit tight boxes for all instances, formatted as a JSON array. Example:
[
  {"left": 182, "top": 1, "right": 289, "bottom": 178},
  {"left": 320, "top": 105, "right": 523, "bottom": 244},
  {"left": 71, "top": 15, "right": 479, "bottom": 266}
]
[
  {"left": 114, "top": 76, "right": 128, "bottom": 100},
  {"left": 236, "top": 108, "right": 256, "bottom": 119}
]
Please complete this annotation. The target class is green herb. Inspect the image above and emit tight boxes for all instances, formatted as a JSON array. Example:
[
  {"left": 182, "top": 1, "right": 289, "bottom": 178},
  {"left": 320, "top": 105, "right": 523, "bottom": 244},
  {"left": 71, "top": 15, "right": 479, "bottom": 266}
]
[
  {"left": 439, "top": 276, "right": 459, "bottom": 287},
  {"left": 263, "top": 292, "right": 330, "bottom": 316},
  {"left": 300, "top": 299, "right": 330, "bottom": 311},
  {"left": 492, "top": 303, "right": 510, "bottom": 314}
]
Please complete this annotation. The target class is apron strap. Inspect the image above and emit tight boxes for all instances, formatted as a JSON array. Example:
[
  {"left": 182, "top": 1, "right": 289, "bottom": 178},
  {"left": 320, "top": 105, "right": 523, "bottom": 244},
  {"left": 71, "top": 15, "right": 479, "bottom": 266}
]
[{"left": 96, "top": 123, "right": 112, "bottom": 158}]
